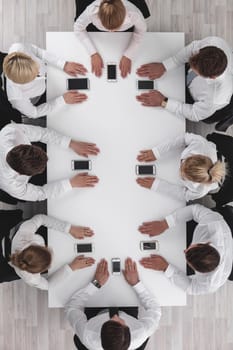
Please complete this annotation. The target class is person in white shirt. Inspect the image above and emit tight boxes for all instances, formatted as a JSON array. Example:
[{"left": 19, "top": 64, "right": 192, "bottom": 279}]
[
  {"left": 65, "top": 257, "right": 161, "bottom": 350},
  {"left": 0, "top": 123, "right": 99, "bottom": 201},
  {"left": 3, "top": 43, "right": 88, "bottom": 118},
  {"left": 139, "top": 204, "right": 233, "bottom": 295},
  {"left": 136, "top": 132, "right": 225, "bottom": 202},
  {"left": 74, "top": 0, "right": 147, "bottom": 78},
  {"left": 5, "top": 214, "right": 95, "bottom": 290},
  {"left": 136, "top": 36, "right": 233, "bottom": 122}
]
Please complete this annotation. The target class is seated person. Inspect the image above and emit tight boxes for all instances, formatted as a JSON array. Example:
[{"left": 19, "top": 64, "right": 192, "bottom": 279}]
[
  {"left": 136, "top": 132, "right": 225, "bottom": 201},
  {"left": 74, "top": 0, "right": 147, "bottom": 78},
  {"left": 139, "top": 204, "right": 233, "bottom": 295},
  {"left": 3, "top": 43, "right": 88, "bottom": 118},
  {"left": 0, "top": 123, "right": 99, "bottom": 201},
  {"left": 1, "top": 213, "right": 95, "bottom": 290},
  {"left": 136, "top": 36, "right": 233, "bottom": 122},
  {"left": 65, "top": 258, "right": 161, "bottom": 350}
]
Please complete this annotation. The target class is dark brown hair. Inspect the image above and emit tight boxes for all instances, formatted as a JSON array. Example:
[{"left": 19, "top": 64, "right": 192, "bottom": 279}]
[
  {"left": 6, "top": 144, "right": 48, "bottom": 176},
  {"left": 99, "top": 0, "right": 126, "bottom": 30},
  {"left": 10, "top": 245, "right": 52, "bottom": 273},
  {"left": 101, "top": 320, "right": 130, "bottom": 350},
  {"left": 189, "top": 46, "right": 227, "bottom": 78},
  {"left": 185, "top": 243, "right": 220, "bottom": 273}
]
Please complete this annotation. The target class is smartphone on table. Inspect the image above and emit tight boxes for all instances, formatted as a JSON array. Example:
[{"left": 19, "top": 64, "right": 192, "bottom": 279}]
[
  {"left": 140, "top": 240, "right": 159, "bottom": 251},
  {"left": 107, "top": 63, "right": 117, "bottom": 82},
  {"left": 74, "top": 243, "right": 94, "bottom": 254},
  {"left": 135, "top": 165, "right": 156, "bottom": 175},
  {"left": 137, "top": 80, "right": 154, "bottom": 90},
  {"left": 112, "top": 258, "right": 121, "bottom": 275},
  {"left": 71, "top": 160, "right": 92, "bottom": 171},
  {"left": 67, "top": 78, "right": 90, "bottom": 90}
]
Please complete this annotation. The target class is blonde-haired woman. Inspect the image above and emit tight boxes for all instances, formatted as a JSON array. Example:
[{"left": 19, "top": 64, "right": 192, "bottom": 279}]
[
  {"left": 136, "top": 133, "right": 226, "bottom": 202},
  {"left": 3, "top": 43, "right": 88, "bottom": 118},
  {"left": 4, "top": 214, "right": 95, "bottom": 290},
  {"left": 74, "top": 0, "right": 148, "bottom": 77}
]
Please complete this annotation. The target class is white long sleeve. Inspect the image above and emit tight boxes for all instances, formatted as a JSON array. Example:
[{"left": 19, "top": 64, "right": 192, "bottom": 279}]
[
  {"left": 0, "top": 123, "right": 72, "bottom": 201},
  {"left": 74, "top": 0, "right": 146, "bottom": 59},
  {"left": 11, "top": 214, "right": 71, "bottom": 290},
  {"left": 162, "top": 37, "right": 233, "bottom": 121},
  {"left": 164, "top": 204, "right": 233, "bottom": 295},
  {"left": 6, "top": 42, "right": 66, "bottom": 118}
]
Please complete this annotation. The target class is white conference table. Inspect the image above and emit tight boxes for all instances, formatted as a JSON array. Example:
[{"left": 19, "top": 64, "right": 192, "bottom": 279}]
[{"left": 47, "top": 32, "right": 186, "bottom": 307}]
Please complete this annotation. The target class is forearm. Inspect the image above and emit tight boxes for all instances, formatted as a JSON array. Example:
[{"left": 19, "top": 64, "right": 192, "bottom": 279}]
[
  {"left": 151, "top": 178, "right": 186, "bottom": 201},
  {"left": 152, "top": 134, "right": 186, "bottom": 159}
]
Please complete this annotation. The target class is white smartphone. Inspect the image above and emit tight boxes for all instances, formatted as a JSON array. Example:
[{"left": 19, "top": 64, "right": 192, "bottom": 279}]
[
  {"left": 74, "top": 243, "right": 94, "bottom": 254},
  {"left": 112, "top": 258, "right": 121, "bottom": 275},
  {"left": 135, "top": 165, "right": 156, "bottom": 175},
  {"left": 140, "top": 240, "right": 159, "bottom": 251},
  {"left": 67, "top": 78, "right": 90, "bottom": 90},
  {"left": 137, "top": 80, "right": 154, "bottom": 90},
  {"left": 71, "top": 160, "right": 91, "bottom": 171},
  {"left": 107, "top": 63, "right": 117, "bottom": 82}
]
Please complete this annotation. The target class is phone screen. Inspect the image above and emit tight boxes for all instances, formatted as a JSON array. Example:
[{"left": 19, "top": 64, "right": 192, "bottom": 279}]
[
  {"left": 138, "top": 165, "right": 155, "bottom": 175},
  {"left": 68, "top": 78, "right": 88, "bottom": 90},
  {"left": 73, "top": 160, "right": 90, "bottom": 170},
  {"left": 76, "top": 244, "right": 92, "bottom": 253},
  {"left": 112, "top": 260, "right": 121, "bottom": 273},
  {"left": 138, "top": 80, "right": 154, "bottom": 90},
  {"left": 107, "top": 65, "right": 117, "bottom": 80},
  {"left": 143, "top": 242, "right": 156, "bottom": 250}
]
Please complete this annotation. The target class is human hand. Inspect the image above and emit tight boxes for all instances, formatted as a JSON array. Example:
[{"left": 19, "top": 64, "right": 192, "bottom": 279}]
[
  {"left": 137, "top": 150, "right": 156, "bottom": 162},
  {"left": 69, "top": 255, "right": 95, "bottom": 271},
  {"left": 140, "top": 254, "right": 168, "bottom": 272},
  {"left": 70, "top": 173, "right": 99, "bottom": 188},
  {"left": 69, "top": 140, "right": 100, "bottom": 158},
  {"left": 70, "top": 226, "right": 94, "bottom": 239},
  {"left": 91, "top": 53, "right": 104, "bottom": 77},
  {"left": 123, "top": 257, "right": 140, "bottom": 286},
  {"left": 136, "top": 177, "right": 155, "bottom": 189},
  {"left": 136, "top": 90, "right": 165, "bottom": 107},
  {"left": 94, "top": 259, "right": 109, "bottom": 286},
  {"left": 136, "top": 62, "right": 166, "bottom": 80},
  {"left": 138, "top": 219, "right": 168, "bottom": 237},
  {"left": 63, "top": 61, "right": 87, "bottom": 76},
  {"left": 119, "top": 56, "right": 131, "bottom": 78},
  {"left": 63, "top": 91, "right": 87, "bottom": 104}
]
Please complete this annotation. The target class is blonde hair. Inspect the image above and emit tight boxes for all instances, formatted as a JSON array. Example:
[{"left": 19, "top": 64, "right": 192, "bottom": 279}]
[
  {"left": 3, "top": 52, "right": 39, "bottom": 84},
  {"left": 99, "top": 0, "right": 126, "bottom": 30},
  {"left": 180, "top": 155, "right": 226, "bottom": 184},
  {"left": 10, "top": 245, "right": 52, "bottom": 274}
]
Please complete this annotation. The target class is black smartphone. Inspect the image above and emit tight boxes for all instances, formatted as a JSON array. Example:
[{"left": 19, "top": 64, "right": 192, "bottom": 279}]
[
  {"left": 136, "top": 165, "right": 156, "bottom": 175},
  {"left": 67, "top": 78, "right": 90, "bottom": 90},
  {"left": 137, "top": 80, "right": 154, "bottom": 90},
  {"left": 112, "top": 258, "right": 121, "bottom": 275},
  {"left": 140, "top": 240, "right": 159, "bottom": 251},
  {"left": 107, "top": 63, "right": 117, "bottom": 82},
  {"left": 75, "top": 243, "right": 94, "bottom": 253},
  {"left": 71, "top": 160, "right": 91, "bottom": 171}
]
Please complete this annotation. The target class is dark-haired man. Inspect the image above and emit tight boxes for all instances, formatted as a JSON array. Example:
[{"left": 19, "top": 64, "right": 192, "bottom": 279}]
[
  {"left": 136, "top": 36, "right": 233, "bottom": 122},
  {"left": 0, "top": 123, "right": 99, "bottom": 201},
  {"left": 139, "top": 204, "right": 233, "bottom": 295},
  {"left": 65, "top": 258, "right": 161, "bottom": 350}
]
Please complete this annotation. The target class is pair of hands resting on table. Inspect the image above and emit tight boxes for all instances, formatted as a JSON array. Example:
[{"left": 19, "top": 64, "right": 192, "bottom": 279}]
[
  {"left": 69, "top": 258, "right": 140, "bottom": 287},
  {"left": 91, "top": 53, "right": 131, "bottom": 78},
  {"left": 136, "top": 148, "right": 157, "bottom": 189},
  {"left": 136, "top": 62, "right": 168, "bottom": 107}
]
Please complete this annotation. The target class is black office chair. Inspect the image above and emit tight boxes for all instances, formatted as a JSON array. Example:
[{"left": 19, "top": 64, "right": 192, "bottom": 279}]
[
  {"left": 206, "top": 132, "right": 233, "bottom": 207},
  {"left": 73, "top": 307, "right": 149, "bottom": 350},
  {"left": 213, "top": 205, "right": 233, "bottom": 281},
  {"left": 74, "top": 0, "right": 150, "bottom": 23}
]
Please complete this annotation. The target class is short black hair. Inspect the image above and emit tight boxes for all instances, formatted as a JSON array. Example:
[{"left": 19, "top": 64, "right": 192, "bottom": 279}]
[
  {"left": 189, "top": 46, "right": 227, "bottom": 78},
  {"left": 186, "top": 243, "right": 220, "bottom": 273},
  {"left": 6, "top": 144, "right": 48, "bottom": 176},
  {"left": 101, "top": 320, "right": 131, "bottom": 350}
]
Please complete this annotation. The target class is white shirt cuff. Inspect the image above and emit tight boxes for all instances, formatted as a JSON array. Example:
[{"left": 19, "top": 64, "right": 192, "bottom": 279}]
[
  {"left": 151, "top": 178, "right": 160, "bottom": 192},
  {"left": 132, "top": 281, "right": 145, "bottom": 293},
  {"left": 61, "top": 179, "right": 73, "bottom": 192},
  {"left": 57, "top": 59, "right": 66, "bottom": 70},
  {"left": 165, "top": 214, "right": 176, "bottom": 228},
  {"left": 61, "top": 136, "right": 72, "bottom": 149},
  {"left": 65, "top": 223, "right": 72, "bottom": 234},
  {"left": 152, "top": 147, "right": 160, "bottom": 159},
  {"left": 165, "top": 98, "right": 180, "bottom": 114},
  {"left": 86, "top": 282, "right": 101, "bottom": 294},
  {"left": 164, "top": 264, "right": 176, "bottom": 278},
  {"left": 162, "top": 58, "right": 177, "bottom": 71}
]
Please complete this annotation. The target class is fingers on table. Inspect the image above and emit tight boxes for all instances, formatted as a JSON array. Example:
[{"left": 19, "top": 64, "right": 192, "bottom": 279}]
[
  {"left": 137, "top": 150, "right": 152, "bottom": 162},
  {"left": 136, "top": 177, "right": 154, "bottom": 188}
]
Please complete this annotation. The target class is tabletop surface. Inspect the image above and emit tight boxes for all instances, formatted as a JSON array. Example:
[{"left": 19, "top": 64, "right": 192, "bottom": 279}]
[{"left": 46, "top": 32, "right": 186, "bottom": 307}]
